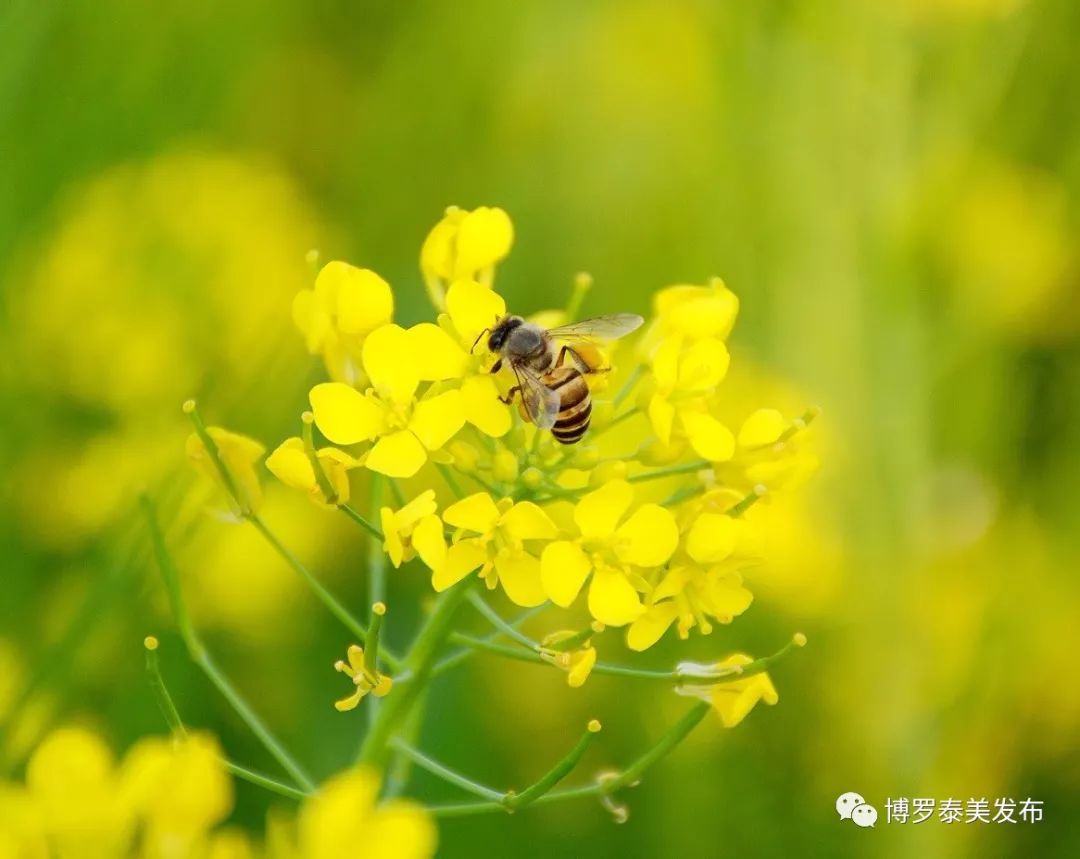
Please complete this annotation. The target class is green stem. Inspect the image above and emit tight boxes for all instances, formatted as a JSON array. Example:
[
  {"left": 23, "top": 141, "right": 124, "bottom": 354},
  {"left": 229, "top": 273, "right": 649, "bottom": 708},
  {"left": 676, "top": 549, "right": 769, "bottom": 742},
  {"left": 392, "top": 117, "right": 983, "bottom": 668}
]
[
  {"left": 505, "top": 724, "right": 599, "bottom": 810},
  {"left": 627, "top": 460, "right": 710, "bottom": 484},
  {"left": 427, "top": 702, "right": 710, "bottom": 818},
  {"left": 358, "top": 579, "right": 472, "bottom": 767},
  {"left": 613, "top": 365, "right": 645, "bottom": 408},
  {"left": 391, "top": 740, "right": 504, "bottom": 802},
  {"left": 142, "top": 497, "right": 317, "bottom": 793},
  {"left": 340, "top": 503, "right": 384, "bottom": 540},
  {"left": 302, "top": 413, "right": 339, "bottom": 505},
  {"left": 466, "top": 592, "right": 535, "bottom": 648},
  {"left": 367, "top": 477, "right": 386, "bottom": 607},
  {"left": 225, "top": 761, "right": 311, "bottom": 802},
  {"left": 183, "top": 401, "right": 249, "bottom": 515},
  {"left": 436, "top": 463, "right": 466, "bottom": 499},
  {"left": 429, "top": 606, "right": 548, "bottom": 678}
]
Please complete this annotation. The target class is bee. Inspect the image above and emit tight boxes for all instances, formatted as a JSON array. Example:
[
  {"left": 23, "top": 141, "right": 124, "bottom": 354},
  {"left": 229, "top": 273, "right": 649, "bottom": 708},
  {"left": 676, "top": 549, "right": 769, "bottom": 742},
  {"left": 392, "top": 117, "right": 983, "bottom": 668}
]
[{"left": 475, "top": 313, "right": 644, "bottom": 444}]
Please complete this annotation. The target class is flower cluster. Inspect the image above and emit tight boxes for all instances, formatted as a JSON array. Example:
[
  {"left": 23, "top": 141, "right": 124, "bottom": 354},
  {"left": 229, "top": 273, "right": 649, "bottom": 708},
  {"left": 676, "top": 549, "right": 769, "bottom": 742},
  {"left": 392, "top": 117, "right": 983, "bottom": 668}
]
[
  {"left": 160, "top": 204, "right": 814, "bottom": 846},
  {"left": 0, "top": 725, "right": 436, "bottom": 859}
]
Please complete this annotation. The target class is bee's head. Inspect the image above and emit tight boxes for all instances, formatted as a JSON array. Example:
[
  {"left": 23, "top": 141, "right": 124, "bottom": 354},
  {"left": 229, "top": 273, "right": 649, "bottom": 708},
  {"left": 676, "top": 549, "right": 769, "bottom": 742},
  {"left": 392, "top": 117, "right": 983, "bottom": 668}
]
[{"left": 486, "top": 315, "right": 523, "bottom": 353}]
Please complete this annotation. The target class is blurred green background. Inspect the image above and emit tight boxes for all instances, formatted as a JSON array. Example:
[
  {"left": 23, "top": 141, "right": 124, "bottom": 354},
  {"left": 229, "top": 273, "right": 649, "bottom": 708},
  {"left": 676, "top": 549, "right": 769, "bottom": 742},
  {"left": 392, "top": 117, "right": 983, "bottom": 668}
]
[{"left": 2, "top": 0, "right": 1079, "bottom": 856}]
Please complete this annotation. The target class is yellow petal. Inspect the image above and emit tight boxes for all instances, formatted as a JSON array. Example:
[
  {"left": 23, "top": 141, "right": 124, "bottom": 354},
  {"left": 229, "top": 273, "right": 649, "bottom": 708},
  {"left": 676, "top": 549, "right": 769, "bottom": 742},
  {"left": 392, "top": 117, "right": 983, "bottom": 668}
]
[
  {"left": 738, "top": 408, "right": 786, "bottom": 448},
  {"left": 446, "top": 279, "right": 507, "bottom": 345},
  {"left": 493, "top": 552, "right": 547, "bottom": 607},
  {"left": 310, "top": 382, "right": 385, "bottom": 445},
  {"left": 412, "top": 514, "right": 446, "bottom": 570},
  {"left": 408, "top": 323, "right": 469, "bottom": 380},
  {"left": 540, "top": 541, "right": 592, "bottom": 607},
  {"left": 316, "top": 262, "right": 394, "bottom": 335},
  {"left": 334, "top": 690, "right": 364, "bottom": 712},
  {"left": 443, "top": 492, "right": 500, "bottom": 534},
  {"left": 648, "top": 394, "right": 676, "bottom": 445},
  {"left": 265, "top": 438, "right": 316, "bottom": 491},
  {"left": 292, "top": 289, "right": 330, "bottom": 352},
  {"left": 686, "top": 513, "right": 739, "bottom": 563},
  {"left": 461, "top": 374, "right": 511, "bottom": 437},
  {"left": 709, "top": 657, "right": 779, "bottom": 728},
  {"left": 650, "top": 336, "right": 681, "bottom": 389},
  {"left": 408, "top": 390, "right": 465, "bottom": 451},
  {"left": 396, "top": 489, "right": 438, "bottom": 528},
  {"left": 500, "top": 501, "right": 557, "bottom": 541},
  {"left": 574, "top": 480, "right": 633, "bottom": 541},
  {"left": 677, "top": 339, "right": 730, "bottom": 390},
  {"left": 587, "top": 566, "right": 643, "bottom": 626},
  {"left": 667, "top": 286, "right": 739, "bottom": 340},
  {"left": 381, "top": 508, "right": 404, "bottom": 567},
  {"left": 680, "top": 411, "right": 735, "bottom": 462},
  {"left": 567, "top": 647, "right": 596, "bottom": 688},
  {"left": 613, "top": 504, "right": 679, "bottom": 567},
  {"left": 701, "top": 574, "right": 753, "bottom": 623},
  {"left": 420, "top": 206, "right": 466, "bottom": 280},
  {"left": 362, "top": 324, "right": 419, "bottom": 404},
  {"left": 626, "top": 602, "right": 680, "bottom": 651},
  {"left": 365, "top": 431, "right": 427, "bottom": 478},
  {"left": 365, "top": 799, "right": 439, "bottom": 859},
  {"left": 432, "top": 540, "right": 487, "bottom": 591},
  {"left": 453, "top": 207, "right": 514, "bottom": 279}
]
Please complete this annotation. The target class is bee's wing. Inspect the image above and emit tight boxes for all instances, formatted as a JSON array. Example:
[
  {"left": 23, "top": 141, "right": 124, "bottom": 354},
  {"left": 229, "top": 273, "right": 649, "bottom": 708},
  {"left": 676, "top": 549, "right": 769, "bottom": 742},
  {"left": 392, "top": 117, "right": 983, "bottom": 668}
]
[
  {"left": 513, "top": 362, "right": 560, "bottom": 430},
  {"left": 546, "top": 313, "right": 644, "bottom": 343}
]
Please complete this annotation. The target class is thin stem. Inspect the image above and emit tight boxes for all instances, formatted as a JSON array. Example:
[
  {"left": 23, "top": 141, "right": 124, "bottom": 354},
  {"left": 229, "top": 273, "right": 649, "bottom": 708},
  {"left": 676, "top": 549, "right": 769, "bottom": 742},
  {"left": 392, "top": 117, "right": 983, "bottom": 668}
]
[
  {"left": 183, "top": 400, "right": 247, "bottom": 514},
  {"left": 388, "top": 478, "right": 407, "bottom": 507},
  {"left": 142, "top": 497, "right": 317, "bottom": 793},
  {"left": 340, "top": 503, "right": 384, "bottom": 540},
  {"left": 367, "top": 476, "right": 386, "bottom": 607},
  {"left": 391, "top": 740, "right": 504, "bottom": 802},
  {"left": 427, "top": 702, "right": 710, "bottom": 818},
  {"left": 436, "top": 463, "right": 466, "bottom": 499},
  {"left": 627, "top": 460, "right": 710, "bottom": 484},
  {"left": 466, "top": 592, "right": 536, "bottom": 648},
  {"left": 505, "top": 723, "right": 600, "bottom": 810},
  {"left": 302, "top": 412, "right": 339, "bottom": 505},
  {"left": 225, "top": 761, "right": 311, "bottom": 802},
  {"left": 429, "top": 606, "right": 548, "bottom": 678},
  {"left": 144, "top": 637, "right": 187, "bottom": 737},
  {"left": 564, "top": 272, "right": 592, "bottom": 322},
  {"left": 358, "top": 579, "right": 472, "bottom": 767},
  {"left": 613, "top": 365, "right": 645, "bottom": 408}
]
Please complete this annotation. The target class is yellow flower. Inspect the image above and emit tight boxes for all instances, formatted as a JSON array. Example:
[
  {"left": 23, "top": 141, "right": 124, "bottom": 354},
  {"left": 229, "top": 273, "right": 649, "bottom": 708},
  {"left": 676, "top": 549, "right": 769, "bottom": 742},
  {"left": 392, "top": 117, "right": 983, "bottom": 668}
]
[
  {"left": 540, "top": 480, "right": 679, "bottom": 626},
  {"left": 265, "top": 437, "right": 361, "bottom": 506},
  {"left": 24, "top": 726, "right": 134, "bottom": 857},
  {"left": 727, "top": 408, "right": 819, "bottom": 492},
  {"left": 334, "top": 644, "right": 393, "bottom": 711},
  {"left": 420, "top": 205, "right": 513, "bottom": 308},
  {"left": 677, "top": 654, "right": 779, "bottom": 727},
  {"left": 122, "top": 732, "right": 233, "bottom": 854},
  {"left": 186, "top": 425, "right": 265, "bottom": 514},
  {"left": 293, "top": 261, "right": 394, "bottom": 384},
  {"left": 419, "top": 492, "right": 557, "bottom": 607},
  {"left": 309, "top": 324, "right": 466, "bottom": 478},
  {"left": 298, "top": 768, "right": 436, "bottom": 859},
  {"left": 379, "top": 490, "right": 445, "bottom": 569},
  {"left": 540, "top": 630, "right": 598, "bottom": 688}
]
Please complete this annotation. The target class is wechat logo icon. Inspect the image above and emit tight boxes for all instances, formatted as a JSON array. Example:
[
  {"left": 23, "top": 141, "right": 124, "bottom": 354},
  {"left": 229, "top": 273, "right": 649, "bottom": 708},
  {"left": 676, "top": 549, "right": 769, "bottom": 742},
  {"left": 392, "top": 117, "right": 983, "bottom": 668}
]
[{"left": 837, "top": 791, "right": 878, "bottom": 828}]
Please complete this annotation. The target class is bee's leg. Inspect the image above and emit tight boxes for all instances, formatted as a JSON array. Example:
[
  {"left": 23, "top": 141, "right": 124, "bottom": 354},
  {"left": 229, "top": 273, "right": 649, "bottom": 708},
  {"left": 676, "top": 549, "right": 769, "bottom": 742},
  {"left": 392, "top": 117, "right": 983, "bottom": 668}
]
[
  {"left": 557, "top": 345, "right": 610, "bottom": 375},
  {"left": 489, "top": 358, "right": 503, "bottom": 374},
  {"left": 498, "top": 385, "right": 520, "bottom": 405}
]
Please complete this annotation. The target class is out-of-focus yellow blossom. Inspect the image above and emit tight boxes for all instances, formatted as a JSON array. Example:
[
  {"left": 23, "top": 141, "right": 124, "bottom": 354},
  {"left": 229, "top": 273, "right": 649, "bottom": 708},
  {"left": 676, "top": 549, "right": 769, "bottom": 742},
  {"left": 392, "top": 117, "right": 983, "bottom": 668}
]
[
  {"left": 266, "top": 437, "right": 362, "bottom": 506},
  {"left": 380, "top": 489, "right": 445, "bottom": 568},
  {"left": 186, "top": 425, "right": 266, "bottom": 514},
  {"left": 309, "top": 325, "right": 466, "bottom": 478},
  {"left": 641, "top": 280, "right": 739, "bottom": 461},
  {"left": 418, "top": 492, "right": 557, "bottom": 607},
  {"left": 420, "top": 205, "right": 513, "bottom": 308},
  {"left": 678, "top": 654, "right": 779, "bottom": 728},
  {"left": 293, "top": 261, "right": 395, "bottom": 384},
  {"left": 12, "top": 726, "right": 235, "bottom": 859},
  {"left": 723, "top": 408, "right": 819, "bottom": 493},
  {"left": 297, "top": 768, "right": 436, "bottom": 859},
  {"left": 540, "top": 629, "right": 599, "bottom": 688},
  {"left": 541, "top": 480, "right": 679, "bottom": 627},
  {"left": 334, "top": 644, "right": 393, "bottom": 711},
  {"left": 122, "top": 732, "right": 233, "bottom": 856}
]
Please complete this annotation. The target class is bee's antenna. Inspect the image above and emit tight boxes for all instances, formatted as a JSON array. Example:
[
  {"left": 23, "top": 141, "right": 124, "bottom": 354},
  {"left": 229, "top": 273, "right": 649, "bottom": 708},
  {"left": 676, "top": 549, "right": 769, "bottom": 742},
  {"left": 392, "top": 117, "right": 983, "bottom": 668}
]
[{"left": 471, "top": 328, "right": 490, "bottom": 354}]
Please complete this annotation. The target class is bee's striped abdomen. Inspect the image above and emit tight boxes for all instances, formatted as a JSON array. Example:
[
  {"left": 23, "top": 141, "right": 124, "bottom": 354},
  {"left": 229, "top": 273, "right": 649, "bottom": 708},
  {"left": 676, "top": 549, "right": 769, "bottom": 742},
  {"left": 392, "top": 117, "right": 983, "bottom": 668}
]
[{"left": 546, "top": 368, "right": 592, "bottom": 445}]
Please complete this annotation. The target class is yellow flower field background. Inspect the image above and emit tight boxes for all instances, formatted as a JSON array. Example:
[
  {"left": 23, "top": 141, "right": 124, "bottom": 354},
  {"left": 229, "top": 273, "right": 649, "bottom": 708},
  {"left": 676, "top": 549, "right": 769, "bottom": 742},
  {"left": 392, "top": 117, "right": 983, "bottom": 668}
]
[{"left": 2, "top": 2, "right": 1078, "bottom": 857}]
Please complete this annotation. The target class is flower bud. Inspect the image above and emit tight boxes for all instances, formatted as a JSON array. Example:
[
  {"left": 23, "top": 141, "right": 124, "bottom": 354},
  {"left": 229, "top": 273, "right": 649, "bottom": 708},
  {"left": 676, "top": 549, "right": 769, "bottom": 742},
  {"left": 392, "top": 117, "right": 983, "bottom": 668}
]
[
  {"left": 590, "top": 460, "right": 628, "bottom": 486},
  {"left": 493, "top": 448, "right": 519, "bottom": 483}
]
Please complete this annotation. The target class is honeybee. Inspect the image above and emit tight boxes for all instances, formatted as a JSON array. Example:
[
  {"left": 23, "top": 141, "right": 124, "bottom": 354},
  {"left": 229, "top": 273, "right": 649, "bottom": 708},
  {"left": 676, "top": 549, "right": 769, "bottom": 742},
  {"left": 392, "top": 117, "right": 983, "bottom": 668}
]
[{"left": 476, "top": 313, "right": 644, "bottom": 444}]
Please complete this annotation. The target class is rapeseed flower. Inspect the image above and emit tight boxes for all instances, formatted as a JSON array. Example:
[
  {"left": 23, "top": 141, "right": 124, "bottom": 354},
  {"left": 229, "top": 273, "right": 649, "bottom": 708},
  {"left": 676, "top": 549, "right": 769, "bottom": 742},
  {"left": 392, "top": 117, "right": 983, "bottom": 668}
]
[
  {"left": 677, "top": 654, "right": 780, "bottom": 727},
  {"left": 420, "top": 205, "right": 513, "bottom": 308},
  {"left": 334, "top": 644, "right": 393, "bottom": 711}
]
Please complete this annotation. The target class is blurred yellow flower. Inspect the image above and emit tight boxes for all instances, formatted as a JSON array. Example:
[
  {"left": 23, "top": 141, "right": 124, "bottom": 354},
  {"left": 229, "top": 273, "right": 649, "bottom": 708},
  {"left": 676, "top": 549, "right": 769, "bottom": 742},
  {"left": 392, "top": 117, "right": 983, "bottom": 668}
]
[
  {"left": 309, "top": 324, "right": 466, "bottom": 478},
  {"left": 678, "top": 654, "right": 779, "bottom": 728},
  {"left": 419, "top": 492, "right": 557, "bottom": 607},
  {"left": 540, "top": 480, "right": 679, "bottom": 627},
  {"left": 293, "top": 261, "right": 395, "bottom": 384},
  {"left": 297, "top": 768, "right": 436, "bottom": 859},
  {"left": 420, "top": 205, "right": 514, "bottom": 308},
  {"left": 334, "top": 644, "right": 393, "bottom": 711},
  {"left": 186, "top": 425, "right": 266, "bottom": 515},
  {"left": 266, "top": 437, "right": 362, "bottom": 506},
  {"left": 379, "top": 490, "right": 443, "bottom": 568}
]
